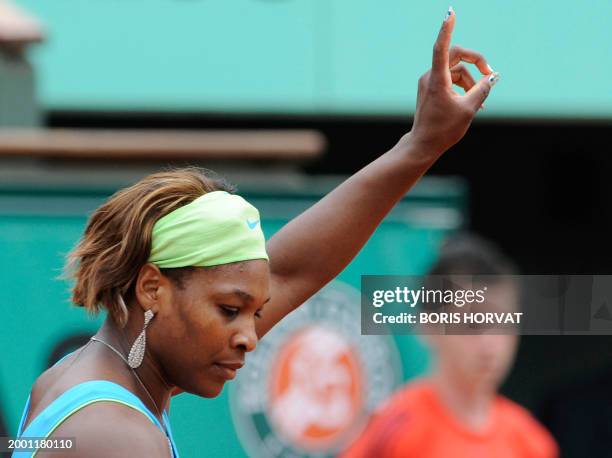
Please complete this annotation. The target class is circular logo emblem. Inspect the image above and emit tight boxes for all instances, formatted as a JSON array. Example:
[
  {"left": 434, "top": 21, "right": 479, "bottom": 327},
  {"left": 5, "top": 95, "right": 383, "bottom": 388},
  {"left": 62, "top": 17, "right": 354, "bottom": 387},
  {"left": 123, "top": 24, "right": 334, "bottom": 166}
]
[
  {"left": 268, "top": 326, "right": 362, "bottom": 451},
  {"left": 230, "top": 281, "right": 402, "bottom": 458}
]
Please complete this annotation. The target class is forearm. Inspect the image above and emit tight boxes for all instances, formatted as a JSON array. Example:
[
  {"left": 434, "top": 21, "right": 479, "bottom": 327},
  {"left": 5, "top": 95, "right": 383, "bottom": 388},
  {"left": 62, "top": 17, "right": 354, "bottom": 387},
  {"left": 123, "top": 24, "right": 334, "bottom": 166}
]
[{"left": 266, "top": 133, "right": 440, "bottom": 295}]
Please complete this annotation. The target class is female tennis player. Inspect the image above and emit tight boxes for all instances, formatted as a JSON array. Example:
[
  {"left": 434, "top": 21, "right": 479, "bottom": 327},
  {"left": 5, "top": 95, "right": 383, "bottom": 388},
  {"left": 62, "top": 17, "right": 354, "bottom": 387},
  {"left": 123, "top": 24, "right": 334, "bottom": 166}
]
[{"left": 14, "top": 8, "right": 498, "bottom": 458}]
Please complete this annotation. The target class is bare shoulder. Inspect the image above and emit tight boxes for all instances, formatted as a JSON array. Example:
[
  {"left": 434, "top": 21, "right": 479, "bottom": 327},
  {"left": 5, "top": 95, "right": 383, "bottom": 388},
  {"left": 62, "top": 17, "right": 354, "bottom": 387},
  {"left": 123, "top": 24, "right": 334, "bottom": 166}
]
[{"left": 37, "top": 401, "right": 171, "bottom": 458}]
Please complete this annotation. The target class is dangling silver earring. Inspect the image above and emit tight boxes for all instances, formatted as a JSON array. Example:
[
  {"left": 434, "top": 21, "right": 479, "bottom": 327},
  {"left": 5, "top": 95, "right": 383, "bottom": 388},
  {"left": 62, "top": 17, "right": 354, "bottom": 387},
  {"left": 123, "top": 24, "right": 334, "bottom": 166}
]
[{"left": 128, "top": 309, "right": 155, "bottom": 369}]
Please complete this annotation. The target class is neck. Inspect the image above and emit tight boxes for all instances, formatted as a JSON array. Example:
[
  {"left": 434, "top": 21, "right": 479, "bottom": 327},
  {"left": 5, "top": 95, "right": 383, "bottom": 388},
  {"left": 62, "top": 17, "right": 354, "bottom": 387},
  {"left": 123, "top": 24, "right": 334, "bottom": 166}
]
[
  {"left": 429, "top": 366, "right": 496, "bottom": 432},
  {"left": 95, "top": 316, "right": 174, "bottom": 418}
]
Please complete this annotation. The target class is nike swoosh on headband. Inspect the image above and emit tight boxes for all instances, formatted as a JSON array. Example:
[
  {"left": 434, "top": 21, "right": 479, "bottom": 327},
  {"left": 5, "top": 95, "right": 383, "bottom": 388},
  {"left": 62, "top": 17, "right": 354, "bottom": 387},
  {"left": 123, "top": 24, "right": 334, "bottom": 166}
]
[{"left": 247, "top": 219, "right": 259, "bottom": 230}]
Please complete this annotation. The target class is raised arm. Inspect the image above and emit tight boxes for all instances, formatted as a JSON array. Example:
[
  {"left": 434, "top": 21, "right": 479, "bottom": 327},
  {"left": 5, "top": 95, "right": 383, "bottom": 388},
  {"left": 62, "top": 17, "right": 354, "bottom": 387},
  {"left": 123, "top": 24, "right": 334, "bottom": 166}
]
[{"left": 258, "top": 7, "right": 499, "bottom": 337}]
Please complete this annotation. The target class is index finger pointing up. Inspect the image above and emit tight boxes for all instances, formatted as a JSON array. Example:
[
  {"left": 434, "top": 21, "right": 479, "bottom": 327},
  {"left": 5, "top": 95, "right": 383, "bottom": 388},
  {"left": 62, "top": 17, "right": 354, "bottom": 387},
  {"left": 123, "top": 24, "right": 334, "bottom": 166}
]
[{"left": 431, "top": 6, "right": 455, "bottom": 85}]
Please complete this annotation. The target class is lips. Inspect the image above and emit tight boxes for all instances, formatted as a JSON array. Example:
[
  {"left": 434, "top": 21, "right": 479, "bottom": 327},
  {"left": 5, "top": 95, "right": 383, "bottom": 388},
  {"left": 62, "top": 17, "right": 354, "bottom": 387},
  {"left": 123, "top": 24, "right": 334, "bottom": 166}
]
[{"left": 213, "top": 361, "right": 244, "bottom": 380}]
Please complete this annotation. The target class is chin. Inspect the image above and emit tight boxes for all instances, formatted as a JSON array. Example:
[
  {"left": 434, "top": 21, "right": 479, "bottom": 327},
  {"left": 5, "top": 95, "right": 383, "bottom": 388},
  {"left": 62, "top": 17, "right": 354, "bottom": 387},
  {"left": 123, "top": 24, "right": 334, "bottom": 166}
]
[
  {"left": 181, "top": 365, "right": 234, "bottom": 398},
  {"left": 474, "top": 373, "right": 503, "bottom": 391},
  {"left": 194, "top": 381, "right": 226, "bottom": 398}
]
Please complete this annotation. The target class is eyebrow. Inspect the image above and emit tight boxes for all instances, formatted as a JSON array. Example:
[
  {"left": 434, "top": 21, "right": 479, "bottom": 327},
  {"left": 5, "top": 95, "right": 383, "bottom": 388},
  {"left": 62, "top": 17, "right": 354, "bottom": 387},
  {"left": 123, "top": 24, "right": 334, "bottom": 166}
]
[{"left": 229, "top": 289, "right": 271, "bottom": 306}]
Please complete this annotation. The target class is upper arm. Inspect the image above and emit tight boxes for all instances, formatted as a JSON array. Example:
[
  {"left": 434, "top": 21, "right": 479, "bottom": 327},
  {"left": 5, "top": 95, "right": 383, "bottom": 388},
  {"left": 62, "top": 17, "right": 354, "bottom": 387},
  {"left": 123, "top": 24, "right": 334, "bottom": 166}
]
[{"left": 38, "top": 402, "right": 171, "bottom": 458}]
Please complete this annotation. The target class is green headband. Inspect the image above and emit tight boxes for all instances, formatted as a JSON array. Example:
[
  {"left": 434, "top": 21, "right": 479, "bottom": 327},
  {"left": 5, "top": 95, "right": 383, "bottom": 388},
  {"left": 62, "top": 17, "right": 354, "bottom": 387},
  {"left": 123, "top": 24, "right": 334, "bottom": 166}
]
[{"left": 148, "top": 191, "right": 269, "bottom": 268}]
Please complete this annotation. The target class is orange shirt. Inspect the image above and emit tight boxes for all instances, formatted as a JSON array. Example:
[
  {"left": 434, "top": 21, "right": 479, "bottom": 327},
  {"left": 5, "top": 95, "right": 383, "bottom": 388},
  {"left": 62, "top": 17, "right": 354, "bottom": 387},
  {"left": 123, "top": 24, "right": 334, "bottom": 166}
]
[{"left": 341, "top": 381, "right": 558, "bottom": 458}]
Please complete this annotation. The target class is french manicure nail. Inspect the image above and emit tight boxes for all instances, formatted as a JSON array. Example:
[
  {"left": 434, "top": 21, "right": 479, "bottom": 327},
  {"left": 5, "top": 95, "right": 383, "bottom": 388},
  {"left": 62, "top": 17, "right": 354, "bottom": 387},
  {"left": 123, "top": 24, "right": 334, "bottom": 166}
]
[
  {"left": 488, "top": 72, "right": 500, "bottom": 86},
  {"left": 487, "top": 64, "right": 495, "bottom": 74},
  {"left": 444, "top": 6, "right": 453, "bottom": 22}
]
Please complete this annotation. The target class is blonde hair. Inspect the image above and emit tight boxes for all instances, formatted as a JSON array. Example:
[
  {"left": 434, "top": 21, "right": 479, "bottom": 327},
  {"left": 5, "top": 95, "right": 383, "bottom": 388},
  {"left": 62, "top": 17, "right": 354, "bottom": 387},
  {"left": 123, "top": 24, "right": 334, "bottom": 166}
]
[{"left": 64, "top": 167, "right": 233, "bottom": 327}]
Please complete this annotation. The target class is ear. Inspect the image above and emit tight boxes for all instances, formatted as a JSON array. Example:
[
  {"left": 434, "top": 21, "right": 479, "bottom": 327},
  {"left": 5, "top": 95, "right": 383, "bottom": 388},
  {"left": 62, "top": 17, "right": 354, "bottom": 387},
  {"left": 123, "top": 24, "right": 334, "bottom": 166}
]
[{"left": 134, "top": 263, "right": 166, "bottom": 313}]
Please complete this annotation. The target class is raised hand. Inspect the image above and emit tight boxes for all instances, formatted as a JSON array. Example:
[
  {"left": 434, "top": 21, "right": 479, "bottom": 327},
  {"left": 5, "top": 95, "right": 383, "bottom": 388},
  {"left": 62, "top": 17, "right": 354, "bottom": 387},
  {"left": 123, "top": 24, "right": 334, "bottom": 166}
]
[{"left": 410, "top": 7, "right": 499, "bottom": 156}]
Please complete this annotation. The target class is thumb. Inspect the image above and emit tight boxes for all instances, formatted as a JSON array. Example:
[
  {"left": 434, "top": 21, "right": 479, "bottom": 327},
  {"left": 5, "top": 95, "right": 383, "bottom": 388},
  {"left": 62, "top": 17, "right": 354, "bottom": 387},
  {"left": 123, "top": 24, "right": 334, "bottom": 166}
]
[{"left": 464, "top": 72, "right": 500, "bottom": 111}]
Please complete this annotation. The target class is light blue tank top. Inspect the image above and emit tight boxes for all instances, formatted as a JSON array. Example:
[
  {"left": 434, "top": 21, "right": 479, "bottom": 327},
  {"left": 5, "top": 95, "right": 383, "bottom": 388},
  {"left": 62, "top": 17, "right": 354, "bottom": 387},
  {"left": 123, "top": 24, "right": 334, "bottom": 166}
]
[{"left": 12, "top": 380, "right": 179, "bottom": 457}]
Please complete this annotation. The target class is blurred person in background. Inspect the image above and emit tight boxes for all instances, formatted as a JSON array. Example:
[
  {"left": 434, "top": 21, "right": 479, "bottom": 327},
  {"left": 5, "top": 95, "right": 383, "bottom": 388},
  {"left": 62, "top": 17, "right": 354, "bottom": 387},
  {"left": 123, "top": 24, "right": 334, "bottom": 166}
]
[
  {"left": 341, "top": 234, "right": 558, "bottom": 458},
  {"left": 12, "top": 9, "right": 500, "bottom": 458}
]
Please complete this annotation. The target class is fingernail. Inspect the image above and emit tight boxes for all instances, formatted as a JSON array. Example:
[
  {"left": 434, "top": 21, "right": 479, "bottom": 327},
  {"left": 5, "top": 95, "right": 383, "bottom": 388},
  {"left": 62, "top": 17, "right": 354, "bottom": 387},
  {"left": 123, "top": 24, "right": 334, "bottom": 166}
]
[
  {"left": 444, "top": 6, "right": 454, "bottom": 22},
  {"left": 487, "top": 64, "right": 495, "bottom": 74},
  {"left": 488, "top": 72, "right": 500, "bottom": 86}
]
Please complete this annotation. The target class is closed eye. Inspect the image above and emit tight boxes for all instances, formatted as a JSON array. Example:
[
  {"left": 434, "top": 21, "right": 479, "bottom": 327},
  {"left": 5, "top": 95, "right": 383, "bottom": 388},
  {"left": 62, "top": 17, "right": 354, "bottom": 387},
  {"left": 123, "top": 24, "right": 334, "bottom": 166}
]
[{"left": 219, "top": 305, "right": 240, "bottom": 319}]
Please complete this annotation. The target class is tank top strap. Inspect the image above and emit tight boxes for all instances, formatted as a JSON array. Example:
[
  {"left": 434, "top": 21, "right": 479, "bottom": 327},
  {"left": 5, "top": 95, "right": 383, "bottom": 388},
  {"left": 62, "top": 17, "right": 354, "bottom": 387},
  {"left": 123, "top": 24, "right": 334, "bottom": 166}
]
[
  {"left": 16, "top": 396, "right": 31, "bottom": 438},
  {"left": 14, "top": 380, "right": 177, "bottom": 457},
  {"left": 162, "top": 411, "right": 180, "bottom": 457}
]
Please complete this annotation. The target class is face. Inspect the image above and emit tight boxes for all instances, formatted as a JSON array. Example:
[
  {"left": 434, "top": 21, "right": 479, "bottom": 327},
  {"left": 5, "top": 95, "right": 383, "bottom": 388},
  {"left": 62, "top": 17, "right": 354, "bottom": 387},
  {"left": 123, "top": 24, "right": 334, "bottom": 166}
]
[
  {"left": 146, "top": 260, "right": 271, "bottom": 397},
  {"left": 428, "top": 281, "right": 519, "bottom": 393}
]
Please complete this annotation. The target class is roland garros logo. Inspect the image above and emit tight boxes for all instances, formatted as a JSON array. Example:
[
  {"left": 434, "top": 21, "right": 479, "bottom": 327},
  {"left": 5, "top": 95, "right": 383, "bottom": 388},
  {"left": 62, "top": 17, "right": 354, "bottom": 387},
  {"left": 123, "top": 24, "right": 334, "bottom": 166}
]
[{"left": 229, "top": 281, "right": 402, "bottom": 458}]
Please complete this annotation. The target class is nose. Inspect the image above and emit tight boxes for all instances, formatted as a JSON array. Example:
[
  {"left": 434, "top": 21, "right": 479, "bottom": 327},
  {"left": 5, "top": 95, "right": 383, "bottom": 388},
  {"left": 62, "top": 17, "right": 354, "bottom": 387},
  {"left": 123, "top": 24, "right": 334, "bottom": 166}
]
[{"left": 231, "top": 321, "right": 258, "bottom": 353}]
